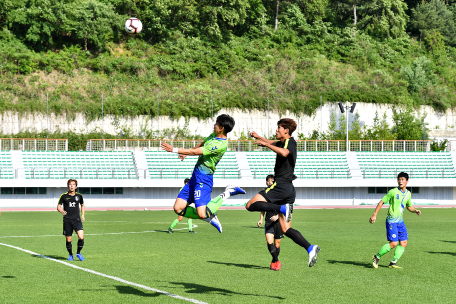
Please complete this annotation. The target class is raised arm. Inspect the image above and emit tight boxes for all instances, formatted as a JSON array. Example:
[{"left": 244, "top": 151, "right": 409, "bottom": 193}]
[
  {"left": 250, "top": 131, "right": 276, "bottom": 145},
  {"left": 161, "top": 142, "right": 204, "bottom": 156},
  {"left": 369, "top": 200, "right": 384, "bottom": 224}
]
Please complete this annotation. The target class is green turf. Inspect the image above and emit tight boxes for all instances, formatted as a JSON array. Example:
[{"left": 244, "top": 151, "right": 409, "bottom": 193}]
[{"left": 0, "top": 208, "right": 455, "bottom": 303}]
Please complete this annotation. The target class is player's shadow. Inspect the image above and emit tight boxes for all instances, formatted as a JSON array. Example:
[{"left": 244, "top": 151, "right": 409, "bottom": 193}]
[
  {"left": 31, "top": 254, "right": 68, "bottom": 260},
  {"left": 327, "top": 260, "right": 374, "bottom": 269},
  {"left": 114, "top": 285, "right": 161, "bottom": 298},
  {"left": 440, "top": 240, "right": 456, "bottom": 244},
  {"left": 2, "top": 276, "right": 15, "bottom": 278},
  {"left": 169, "top": 281, "right": 284, "bottom": 300},
  {"left": 207, "top": 260, "right": 270, "bottom": 270},
  {"left": 427, "top": 251, "right": 456, "bottom": 256}
]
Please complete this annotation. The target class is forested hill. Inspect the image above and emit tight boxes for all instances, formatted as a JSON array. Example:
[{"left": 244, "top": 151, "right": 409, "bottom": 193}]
[{"left": 1, "top": 0, "right": 456, "bottom": 119}]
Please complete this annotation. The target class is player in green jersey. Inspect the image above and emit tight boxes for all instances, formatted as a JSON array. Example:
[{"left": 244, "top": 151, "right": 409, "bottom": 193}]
[
  {"left": 161, "top": 114, "right": 245, "bottom": 233},
  {"left": 369, "top": 172, "right": 421, "bottom": 268},
  {"left": 168, "top": 178, "right": 196, "bottom": 233}
]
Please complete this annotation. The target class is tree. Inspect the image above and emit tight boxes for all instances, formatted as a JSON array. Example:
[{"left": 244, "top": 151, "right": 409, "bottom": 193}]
[
  {"left": 363, "top": 111, "right": 396, "bottom": 140},
  {"left": 357, "top": 0, "right": 408, "bottom": 39},
  {"left": 67, "top": 0, "right": 121, "bottom": 51},
  {"left": 410, "top": 0, "right": 456, "bottom": 46},
  {"left": 391, "top": 107, "right": 428, "bottom": 140},
  {"left": 7, "top": 0, "right": 71, "bottom": 51},
  {"left": 400, "top": 56, "right": 438, "bottom": 93},
  {"left": 295, "top": 0, "right": 328, "bottom": 23}
]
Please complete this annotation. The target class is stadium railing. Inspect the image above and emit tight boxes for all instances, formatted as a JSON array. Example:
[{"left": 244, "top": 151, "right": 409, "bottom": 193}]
[
  {"left": 87, "top": 139, "right": 431, "bottom": 152},
  {"left": 0, "top": 138, "right": 68, "bottom": 151}
]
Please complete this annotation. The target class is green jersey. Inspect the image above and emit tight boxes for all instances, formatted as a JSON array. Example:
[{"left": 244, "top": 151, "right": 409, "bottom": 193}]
[
  {"left": 193, "top": 133, "right": 228, "bottom": 175},
  {"left": 381, "top": 187, "right": 412, "bottom": 223}
]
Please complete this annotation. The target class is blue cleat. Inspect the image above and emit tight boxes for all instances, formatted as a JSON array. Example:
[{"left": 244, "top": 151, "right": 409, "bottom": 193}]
[
  {"left": 210, "top": 215, "right": 223, "bottom": 233},
  {"left": 76, "top": 254, "right": 85, "bottom": 261},
  {"left": 68, "top": 255, "right": 73, "bottom": 261},
  {"left": 307, "top": 245, "right": 320, "bottom": 267},
  {"left": 279, "top": 204, "right": 290, "bottom": 221},
  {"left": 226, "top": 185, "right": 246, "bottom": 196}
]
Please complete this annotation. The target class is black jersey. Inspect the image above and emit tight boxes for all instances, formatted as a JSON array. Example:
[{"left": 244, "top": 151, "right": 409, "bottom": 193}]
[
  {"left": 265, "top": 210, "right": 279, "bottom": 225},
  {"left": 58, "top": 192, "right": 84, "bottom": 221},
  {"left": 273, "top": 137, "right": 297, "bottom": 183}
]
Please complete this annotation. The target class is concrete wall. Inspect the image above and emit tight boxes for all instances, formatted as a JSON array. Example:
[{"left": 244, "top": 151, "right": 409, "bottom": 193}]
[
  {"left": 2, "top": 102, "right": 456, "bottom": 139},
  {"left": 1, "top": 186, "right": 454, "bottom": 209}
]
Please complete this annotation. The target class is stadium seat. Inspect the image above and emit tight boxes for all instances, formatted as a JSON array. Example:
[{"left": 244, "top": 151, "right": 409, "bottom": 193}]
[
  {"left": 22, "top": 151, "right": 136, "bottom": 179},
  {"left": 356, "top": 152, "right": 456, "bottom": 179},
  {"left": 0, "top": 151, "right": 14, "bottom": 179}
]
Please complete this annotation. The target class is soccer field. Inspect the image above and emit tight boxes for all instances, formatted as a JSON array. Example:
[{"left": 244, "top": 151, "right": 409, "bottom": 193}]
[{"left": 0, "top": 208, "right": 455, "bottom": 303}]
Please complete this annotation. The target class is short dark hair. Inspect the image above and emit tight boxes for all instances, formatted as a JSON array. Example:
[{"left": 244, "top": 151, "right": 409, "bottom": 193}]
[
  {"left": 216, "top": 114, "right": 235, "bottom": 134},
  {"left": 397, "top": 172, "right": 409, "bottom": 180},
  {"left": 266, "top": 174, "right": 274, "bottom": 181},
  {"left": 277, "top": 118, "right": 297, "bottom": 135},
  {"left": 67, "top": 179, "right": 78, "bottom": 187},
  {"left": 184, "top": 178, "right": 190, "bottom": 185}
]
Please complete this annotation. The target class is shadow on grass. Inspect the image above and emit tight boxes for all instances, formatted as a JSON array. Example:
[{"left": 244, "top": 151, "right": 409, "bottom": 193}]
[
  {"left": 427, "top": 251, "right": 456, "bottom": 256},
  {"left": 2, "top": 276, "right": 15, "bottom": 278},
  {"left": 440, "top": 240, "right": 456, "bottom": 244},
  {"left": 207, "top": 260, "right": 270, "bottom": 270},
  {"left": 31, "top": 254, "right": 68, "bottom": 260},
  {"left": 114, "top": 285, "right": 160, "bottom": 298},
  {"left": 169, "top": 282, "right": 285, "bottom": 300},
  {"left": 241, "top": 226, "right": 262, "bottom": 229},
  {"left": 327, "top": 260, "right": 375, "bottom": 269}
]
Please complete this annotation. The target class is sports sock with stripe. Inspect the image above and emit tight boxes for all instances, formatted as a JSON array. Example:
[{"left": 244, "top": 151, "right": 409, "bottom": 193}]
[
  {"left": 77, "top": 239, "right": 84, "bottom": 254},
  {"left": 377, "top": 243, "right": 392, "bottom": 258},
  {"left": 170, "top": 219, "right": 180, "bottom": 229},
  {"left": 188, "top": 219, "right": 193, "bottom": 231},
  {"left": 284, "top": 228, "right": 311, "bottom": 251},
  {"left": 268, "top": 243, "right": 279, "bottom": 263},
  {"left": 66, "top": 241, "right": 73, "bottom": 255},
  {"left": 391, "top": 245, "right": 405, "bottom": 263}
]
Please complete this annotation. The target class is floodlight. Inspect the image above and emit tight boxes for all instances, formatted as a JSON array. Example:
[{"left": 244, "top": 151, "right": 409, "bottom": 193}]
[{"left": 338, "top": 102, "right": 345, "bottom": 113}]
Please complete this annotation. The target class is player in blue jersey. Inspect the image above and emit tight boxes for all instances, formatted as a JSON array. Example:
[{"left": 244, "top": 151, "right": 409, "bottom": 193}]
[{"left": 161, "top": 114, "right": 246, "bottom": 233}]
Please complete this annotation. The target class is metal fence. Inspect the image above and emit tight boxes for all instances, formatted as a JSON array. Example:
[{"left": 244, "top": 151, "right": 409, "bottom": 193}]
[
  {"left": 2, "top": 168, "right": 454, "bottom": 179},
  {"left": 0, "top": 139, "right": 68, "bottom": 151},
  {"left": 87, "top": 139, "right": 431, "bottom": 152}
]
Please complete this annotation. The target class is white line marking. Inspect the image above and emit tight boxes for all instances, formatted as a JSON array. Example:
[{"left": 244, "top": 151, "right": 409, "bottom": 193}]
[
  {"left": 0, "top": 242, "right": 208, "bottom": 304},
  {"left": 0, "top": 225, "right": 198, "bottom": 239}
]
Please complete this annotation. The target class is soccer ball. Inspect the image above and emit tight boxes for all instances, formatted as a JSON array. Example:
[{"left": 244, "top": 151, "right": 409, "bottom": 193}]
[
  {"left": 144, "top": 208, "right": 148, "bottom": 211},
  {"left": 125, "top": 18, "right": 142, "bottom": 34}
]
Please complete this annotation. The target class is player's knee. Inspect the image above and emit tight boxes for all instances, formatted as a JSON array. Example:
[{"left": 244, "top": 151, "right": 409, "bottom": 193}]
[
  {"left": 389, "top": 241, "right": 398, "bottom": 248},
  {"left": 174, "top": 206, "right": 181, "bottom": 214},
  {"left": 66, "top": 236, "right": 72, "bottom": 242},
  {"left": 400, "top": 240, "right": 407, "bottom": 247}
]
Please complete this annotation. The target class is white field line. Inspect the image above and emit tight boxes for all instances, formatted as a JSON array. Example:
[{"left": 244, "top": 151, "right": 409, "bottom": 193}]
[
  {"left": 0, "top": 224, "right": 198, "bottom": 239},
  {"left": 0, "top": 242, "right": 208, "bottom": 304}
]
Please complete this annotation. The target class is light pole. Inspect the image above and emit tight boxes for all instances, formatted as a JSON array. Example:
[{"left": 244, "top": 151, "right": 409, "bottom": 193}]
[{"left": 338, "top": 101, "right": 356, "bottom": 152}]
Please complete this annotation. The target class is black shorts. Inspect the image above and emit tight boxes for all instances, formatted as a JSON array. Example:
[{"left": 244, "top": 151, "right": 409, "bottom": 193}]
[
  {"left": 264, "top": 220, "right": 283, "bottom": 239},
  {"left": 259, "top": 182, "right": 295, "bottom": 206},
  {"left": 63, "top": 219, "right": 83, "bottom": 236}
]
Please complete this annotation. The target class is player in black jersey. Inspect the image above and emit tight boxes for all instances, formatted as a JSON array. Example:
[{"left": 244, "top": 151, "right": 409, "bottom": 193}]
[
  {"left": 57, "top": 179, "right": 85, "bottom": 261},
  {"left": 257, "top": 175, "right": 293, "bottom": 271},
  {"left": 246, "top": 118, "right": 320, "bottom": 267}
]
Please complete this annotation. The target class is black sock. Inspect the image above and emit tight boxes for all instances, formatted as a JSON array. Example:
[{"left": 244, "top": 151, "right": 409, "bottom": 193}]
[
  {"left": 268, "top": 243, "right": 279, "bottom": 263},
  {"left": 66, "top": 241, "right": 73, "bottom": 256},
  {"left": 77, "top": 239, "right": 84, "bottom": 254},
  {"left": 247, "top": 201, "right": 280, "bottom": 212},
  {"left": 276, "top": 246, "right": 280, "bottom": 258},
  {"left": 205, "top": 207, "right": 213, "bottom": 219},
  {"left": 284, "top": 228, "right": 311, "bottom": 251}
]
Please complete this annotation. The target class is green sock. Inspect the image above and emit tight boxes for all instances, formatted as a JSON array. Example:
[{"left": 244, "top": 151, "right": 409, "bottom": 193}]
[
  {"left": 179, "top": 207, "right": 200, "bottom": 220},
  {"left": 377, "top": 243, "right": 392, "bottom": 258},
  {"left": 169, "top": 219, "right": 179, "bottom": 229},
  {"left": 206, "top": 196, "right": 225, "bottom": 214},
  {"left": 188, "top": 219, "right": 193, "bottom": 231},
  {"left": 391, "top": 245, "right": 405, "bottom": 263}
]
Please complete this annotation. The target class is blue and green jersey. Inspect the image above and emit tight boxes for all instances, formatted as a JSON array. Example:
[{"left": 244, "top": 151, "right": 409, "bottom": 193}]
[
  {"left": 194, "top": 133, "right": 228, "bottom": 175},
  {"left": 381, "top": 187, "right": 412, "bottom": 223}
]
